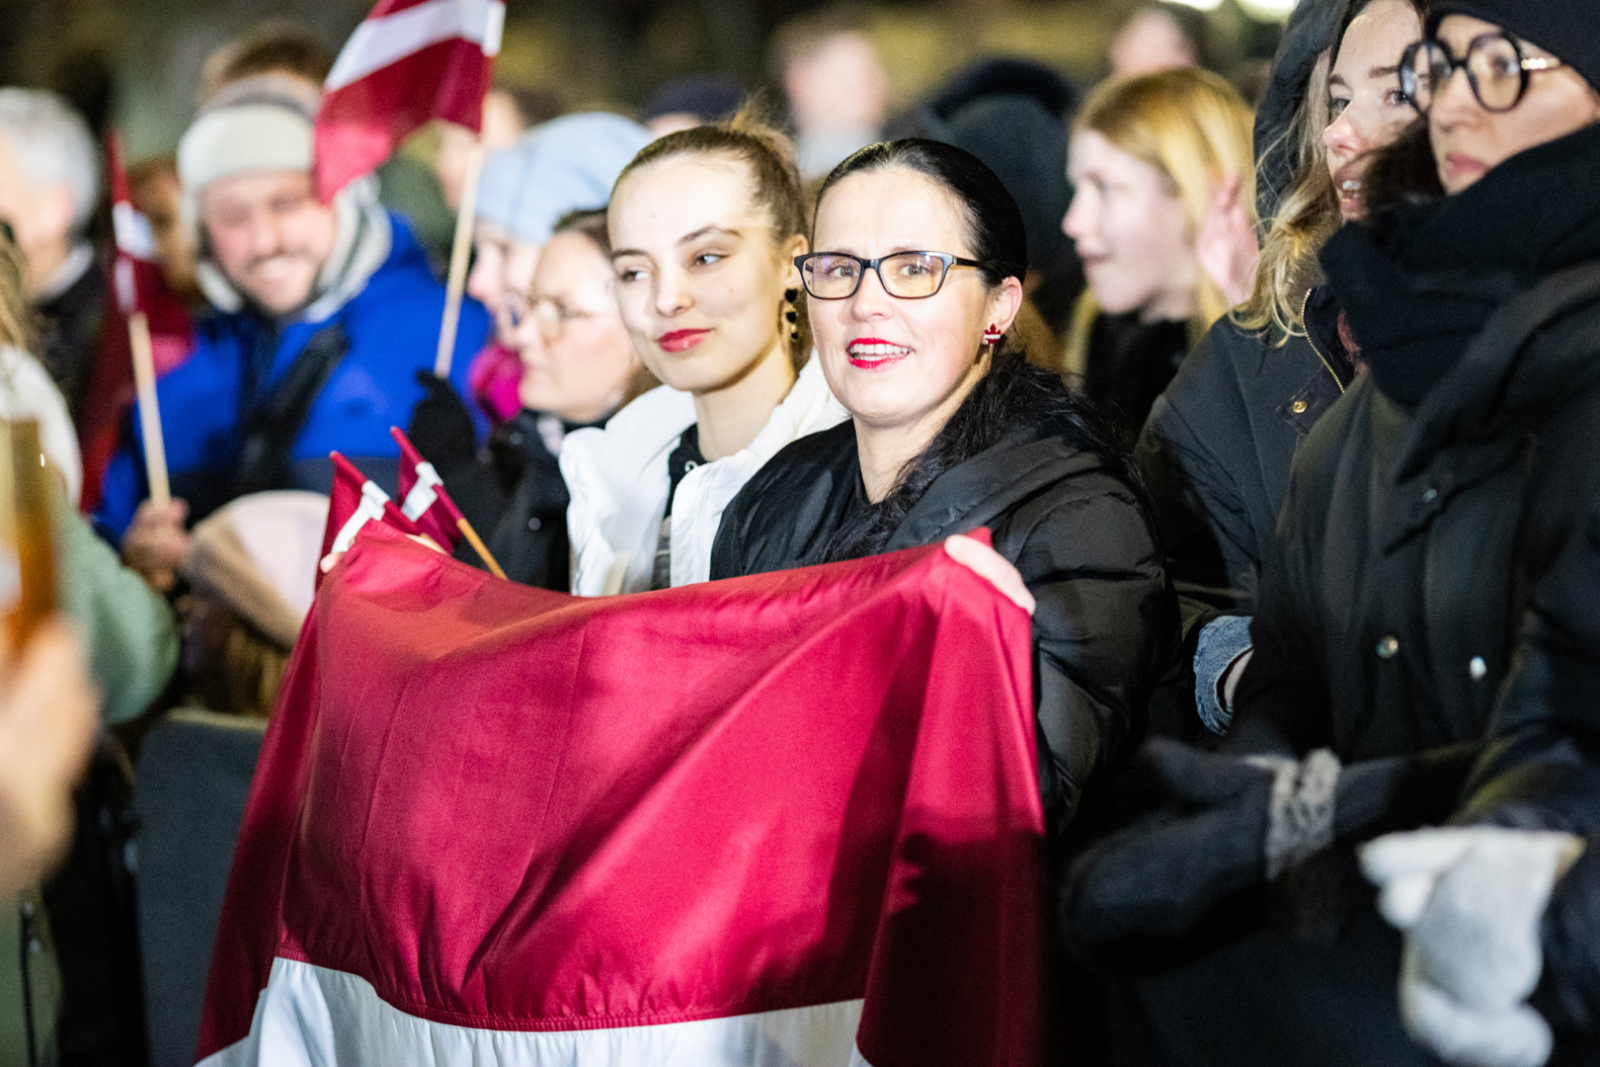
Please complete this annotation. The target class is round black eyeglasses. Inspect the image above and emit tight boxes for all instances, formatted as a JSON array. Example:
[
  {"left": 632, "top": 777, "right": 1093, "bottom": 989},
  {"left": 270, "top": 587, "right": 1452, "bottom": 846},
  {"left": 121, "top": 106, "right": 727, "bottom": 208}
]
[
  {"left": 794, "top": 251, "right": 989, "bottom": 300},
  {"left": 1400, "top": 32, "right": 1565, "bottom": 114}
]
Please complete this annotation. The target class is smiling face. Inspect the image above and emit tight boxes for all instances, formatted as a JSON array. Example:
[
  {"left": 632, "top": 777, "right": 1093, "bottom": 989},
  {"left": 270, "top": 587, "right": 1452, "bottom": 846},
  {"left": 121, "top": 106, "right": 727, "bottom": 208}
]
[
  {"left": 1429, "top": 14, "right": 1600, "bottom": 193},
  {"left": 608, "top": 153, "right": 805, "bottom": 395},
  {"left": 1324, "top": 0, "right": 1423, "bottom": 220},
  {"left": 512, "top": 229, "right": 639, "bottom": 424},
  {"left": 1064, "top": 130, "right": 1198, "bottom": 322},
  {"left": 199, "top": 169, "right": 336, "bottom": 316},
  {"left": 809, "top": 166, "right": 1021, "bottom": 437}
]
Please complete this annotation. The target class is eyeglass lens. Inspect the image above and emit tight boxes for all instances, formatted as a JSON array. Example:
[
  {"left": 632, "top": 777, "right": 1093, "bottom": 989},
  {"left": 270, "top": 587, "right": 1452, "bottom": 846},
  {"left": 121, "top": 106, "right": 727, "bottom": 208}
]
[
  {"left": 1406, "top": 35, "right": 1528, "bottom": 113},
  {"left": 802, "top": 252, "right": 951, "bottom": 299}
]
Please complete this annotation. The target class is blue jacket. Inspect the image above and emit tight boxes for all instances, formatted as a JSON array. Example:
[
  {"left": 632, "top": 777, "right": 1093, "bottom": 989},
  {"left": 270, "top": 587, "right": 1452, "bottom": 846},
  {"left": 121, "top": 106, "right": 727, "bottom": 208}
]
[{"left": 98, "top": 214, "right": 489, "bottom": 538}]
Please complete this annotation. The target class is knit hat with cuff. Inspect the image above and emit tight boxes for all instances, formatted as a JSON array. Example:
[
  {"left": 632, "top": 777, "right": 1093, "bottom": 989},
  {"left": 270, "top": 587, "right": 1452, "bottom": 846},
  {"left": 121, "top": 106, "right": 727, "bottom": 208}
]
[
  {"left": 1427, "top": 0, "right": 1600, "bottom": 94},
  {"left": 177, "top": 74, "right": 319, "bottom": 203}
]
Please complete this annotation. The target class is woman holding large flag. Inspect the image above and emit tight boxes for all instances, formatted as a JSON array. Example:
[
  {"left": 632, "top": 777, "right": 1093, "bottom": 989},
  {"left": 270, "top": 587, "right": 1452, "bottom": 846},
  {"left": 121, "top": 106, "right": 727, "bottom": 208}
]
[
  {"left": 712, "top": 140, "right": 1179, "bottom": 840},
  {"left": 560, "top": 116, "right": 849, "bottom": 595}
]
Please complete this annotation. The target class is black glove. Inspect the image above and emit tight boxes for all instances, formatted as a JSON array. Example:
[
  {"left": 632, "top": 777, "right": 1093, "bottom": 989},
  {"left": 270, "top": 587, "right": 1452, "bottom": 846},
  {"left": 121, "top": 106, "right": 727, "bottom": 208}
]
[
  {"left": 408, "top": 371, "right": 478, "bottom": 473},
  {"left": 1062, "top": 738, "right": 1275, "bottom": 947}
]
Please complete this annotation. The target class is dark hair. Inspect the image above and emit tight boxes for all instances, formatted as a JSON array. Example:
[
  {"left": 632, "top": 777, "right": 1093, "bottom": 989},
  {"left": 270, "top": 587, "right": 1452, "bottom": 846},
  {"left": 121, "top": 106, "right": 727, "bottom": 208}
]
[
  {"left": 1114, "top": 3, "right": 1216, "bottom": 72},
  {"left": 1362, "top": 118, "right": 1446, "bottom": 218},
  {"left": 809, "top": 139, "right": 1136, "bottom": 562},
  {"left": 552, "top": 207, "right": 611, "bottom": 256},
  {"left": 814, "top": 137, "right": 1029, "bottom": 283}
]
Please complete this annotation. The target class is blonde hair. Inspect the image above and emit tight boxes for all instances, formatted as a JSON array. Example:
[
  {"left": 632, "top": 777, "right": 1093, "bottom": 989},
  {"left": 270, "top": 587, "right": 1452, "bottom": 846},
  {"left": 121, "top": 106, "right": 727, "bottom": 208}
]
[
  {"left": 1234, "top": 51, "right": 1338, "bottom": 340},
  {"left": 1063, "top": 68, "right": 1256, "bottom": 375}
]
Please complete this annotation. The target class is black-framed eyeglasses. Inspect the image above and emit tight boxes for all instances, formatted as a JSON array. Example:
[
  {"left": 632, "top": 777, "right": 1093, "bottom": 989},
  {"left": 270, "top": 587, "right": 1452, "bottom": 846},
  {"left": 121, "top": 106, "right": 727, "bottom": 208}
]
[
  {"left": 794, "top": 251, "right": 989, "bottom": 300},
  {"left": 1400, "top": 32, "right": 1565, "bottom": 114}
]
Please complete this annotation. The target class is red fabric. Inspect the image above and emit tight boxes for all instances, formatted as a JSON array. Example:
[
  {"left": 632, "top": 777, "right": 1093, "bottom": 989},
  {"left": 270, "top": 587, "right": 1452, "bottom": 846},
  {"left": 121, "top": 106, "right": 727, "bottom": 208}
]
[
  {"left": 316, "top": 34, "right": 493, "bottom": 202},
  {"left": 391, "top": 425, "right": 465, "bottom": 550},
  {"left": 198, "top": 528, "right": 1050, "bottom": 1065},
  {"left": 77, "top": 133, "right": 193, "bottom": 513}
]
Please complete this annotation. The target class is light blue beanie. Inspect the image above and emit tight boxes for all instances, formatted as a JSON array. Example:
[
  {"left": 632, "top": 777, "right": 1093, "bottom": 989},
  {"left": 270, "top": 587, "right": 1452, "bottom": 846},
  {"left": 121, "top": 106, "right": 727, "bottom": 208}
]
[{"left": 475, "top": 112, "right": 652, "bottom": 245}]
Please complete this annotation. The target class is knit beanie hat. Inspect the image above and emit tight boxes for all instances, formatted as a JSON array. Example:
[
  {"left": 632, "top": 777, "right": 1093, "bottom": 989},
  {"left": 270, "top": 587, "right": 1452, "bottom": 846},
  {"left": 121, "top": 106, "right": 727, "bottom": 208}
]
[
  {"left": 475, "top": 113, "right": 652, "bottom": 246},
  {"left": 177, "top": 75, "right": 319, "bottom": 201},
  {"left": 183, "top": 490, "right": 328, "bottom": 649},
  {"left": 1427, "top": 1, "right": 1600, "bottom": 94}
]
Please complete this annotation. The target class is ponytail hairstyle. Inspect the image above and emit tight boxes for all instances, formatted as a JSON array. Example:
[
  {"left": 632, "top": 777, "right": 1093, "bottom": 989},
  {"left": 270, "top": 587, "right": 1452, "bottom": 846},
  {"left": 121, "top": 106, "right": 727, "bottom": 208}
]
[
  {"left": 810, "top": 138, "right": 1140, "bottom": 563},
  {"left": 1236, "top": 0, "right": 1430, "bottom": 341},
  {"left": 612, "top": 107, "right": 812, "bottom": 367}
]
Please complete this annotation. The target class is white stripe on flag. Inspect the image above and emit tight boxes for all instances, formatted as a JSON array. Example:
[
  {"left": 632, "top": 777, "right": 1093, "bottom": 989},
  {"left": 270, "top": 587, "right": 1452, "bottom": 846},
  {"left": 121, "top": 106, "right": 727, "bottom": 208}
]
[
  {"left": 400, "top": 460, "right": 444, "bottom": 521},
  {"left": 330, "top": 481, "right": 393, "bottom": 554},
  {"left": 325, "top": 0, "right": 504, "bottom": 92},
  {"left": 200, "top": 957, "right": 874, "bottom": 1067}
]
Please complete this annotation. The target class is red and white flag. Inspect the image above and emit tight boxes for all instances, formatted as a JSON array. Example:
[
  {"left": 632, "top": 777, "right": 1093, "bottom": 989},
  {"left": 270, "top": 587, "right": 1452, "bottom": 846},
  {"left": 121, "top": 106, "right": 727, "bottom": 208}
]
[
  {"left": 317, "top": 452, "right": 419, "bottom": 585},
  {"left": 77, "top": 134, "right": 193, "bottom": 511},
  {"left": 198, "top": 529, "right": 1052, "bottom": 1066},
  {"left": 315, "top": 0, "right": 505, "bottom": 201},
  {"left": 391, "top": 425, "right": 465, "bottom": 552}
]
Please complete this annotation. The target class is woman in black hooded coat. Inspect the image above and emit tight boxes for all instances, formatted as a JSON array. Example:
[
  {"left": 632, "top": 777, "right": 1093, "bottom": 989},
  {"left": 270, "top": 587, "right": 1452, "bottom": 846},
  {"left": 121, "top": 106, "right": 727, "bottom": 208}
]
[
  {"left": 711, "top": 140, "right": 1178, "bottom": 844},
  {"left": 1065, "top": 2, "right": 1600, "bottom": 1062}
]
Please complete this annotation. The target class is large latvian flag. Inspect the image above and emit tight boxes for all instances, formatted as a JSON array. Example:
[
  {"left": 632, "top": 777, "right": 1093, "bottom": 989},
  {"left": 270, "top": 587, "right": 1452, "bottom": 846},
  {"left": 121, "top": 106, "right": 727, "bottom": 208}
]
[
  {"left": 315, "top": 0, "right": 505, "bottom": 201},
  {"left": 196, "top": 523, "right": 1051, "bottom": 1066}
]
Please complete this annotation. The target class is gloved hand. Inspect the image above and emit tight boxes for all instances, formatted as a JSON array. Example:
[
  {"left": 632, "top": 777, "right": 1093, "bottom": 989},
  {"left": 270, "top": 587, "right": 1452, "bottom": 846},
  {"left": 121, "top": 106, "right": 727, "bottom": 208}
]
[
  {"left": 1362, "top": 827, "right": 1586, "bottom": 1067},
  {"left": 1063, "top": 738, "right": 1278, "bottom": 946},
  {"left": 408, "top": 371, "right": 478, "bottom": 472}
]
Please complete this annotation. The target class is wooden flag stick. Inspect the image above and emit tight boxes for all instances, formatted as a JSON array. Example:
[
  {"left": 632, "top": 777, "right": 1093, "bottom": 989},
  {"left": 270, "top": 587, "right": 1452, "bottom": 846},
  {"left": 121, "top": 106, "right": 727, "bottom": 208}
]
[
  {"left": 128, "top": 310, "right": 170, "bottom": 506},
  {"left": 456, "top": 515, "right": 505, "bottom": 579},
  {"left": 434, "top": 137, "right": 485, "bottom": 378}
]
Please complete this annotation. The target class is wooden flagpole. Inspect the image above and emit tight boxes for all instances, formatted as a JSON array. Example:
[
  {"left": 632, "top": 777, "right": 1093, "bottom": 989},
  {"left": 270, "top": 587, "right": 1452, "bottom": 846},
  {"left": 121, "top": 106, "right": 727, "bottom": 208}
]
[
  {"left": 128, "top": 310, "right": 170, "bottom": 506},
  {"left": 433, "top": 137, "right": 485, "bottom": 378},
  {"left": 455, "top": 516, "right": 505, "bottom": 579}
]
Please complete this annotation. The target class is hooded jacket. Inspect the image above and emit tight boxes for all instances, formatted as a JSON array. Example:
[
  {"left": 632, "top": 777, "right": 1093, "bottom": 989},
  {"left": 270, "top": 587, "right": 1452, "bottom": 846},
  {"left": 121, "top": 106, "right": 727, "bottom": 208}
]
[
  {"left": 562, "top": 357, "right": 848, "bottom": 595},
  {"left": 711, "top": 371, "right": 1178, "bottom": 836},
  {"left": 96, "top": 212, "right": 489, "bottom": 538}
]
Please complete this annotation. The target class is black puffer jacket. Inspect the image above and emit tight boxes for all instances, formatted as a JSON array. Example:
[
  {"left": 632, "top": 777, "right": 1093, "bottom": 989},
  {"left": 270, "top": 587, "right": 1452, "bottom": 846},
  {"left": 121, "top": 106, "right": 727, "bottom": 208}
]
[
  {"left": 1234, "top": 275, "right": 1600, "bottom": 771},
  {"left": 712, "top": 374, "right": 1179, "bottom": 839},
  {"left": 1137, "top": 288, "right": 1354, "bottom": 659}
]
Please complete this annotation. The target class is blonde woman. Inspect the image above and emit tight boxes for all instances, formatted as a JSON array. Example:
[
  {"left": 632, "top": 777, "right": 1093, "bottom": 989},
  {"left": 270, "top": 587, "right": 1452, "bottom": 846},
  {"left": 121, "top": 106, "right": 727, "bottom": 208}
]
[
  {"left": 1061, "top": 66, "right": 1257, "bottom": 436},
  {"left": 1136, "top": 0, "right": 1424, "bottom": 737}
]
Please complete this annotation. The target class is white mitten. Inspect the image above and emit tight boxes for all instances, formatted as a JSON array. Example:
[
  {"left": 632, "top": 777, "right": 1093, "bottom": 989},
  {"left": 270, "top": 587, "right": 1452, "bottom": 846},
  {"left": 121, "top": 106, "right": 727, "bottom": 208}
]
[{"left": 1361, "top": 828, "right": 1586, "bottom": 1067}]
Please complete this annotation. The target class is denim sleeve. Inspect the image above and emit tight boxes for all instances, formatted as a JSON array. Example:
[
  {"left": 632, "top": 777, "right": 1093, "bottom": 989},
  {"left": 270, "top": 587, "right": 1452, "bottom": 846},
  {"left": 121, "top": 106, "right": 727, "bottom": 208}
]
[{"left": 1195, "top": 614, "right": 1254, "bottom": 735}]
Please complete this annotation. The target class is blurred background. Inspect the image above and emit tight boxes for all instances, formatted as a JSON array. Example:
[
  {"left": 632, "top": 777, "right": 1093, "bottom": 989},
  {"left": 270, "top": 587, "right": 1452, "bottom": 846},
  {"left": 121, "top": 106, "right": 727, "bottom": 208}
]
[{"left": 2, "top": 0, "right": 1294, "bottom": 159}]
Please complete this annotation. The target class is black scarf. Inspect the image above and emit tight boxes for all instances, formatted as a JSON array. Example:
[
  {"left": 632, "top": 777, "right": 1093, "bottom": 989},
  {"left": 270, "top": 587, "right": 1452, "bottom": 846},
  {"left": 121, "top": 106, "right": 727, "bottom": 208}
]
[{"left": 1320, "top": 123, "right": 1600, "bottom": 408}]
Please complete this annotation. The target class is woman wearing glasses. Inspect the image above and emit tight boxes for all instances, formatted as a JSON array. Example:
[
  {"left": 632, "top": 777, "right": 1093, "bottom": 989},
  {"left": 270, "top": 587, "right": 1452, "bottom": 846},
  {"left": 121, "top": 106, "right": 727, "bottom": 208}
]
[
  {"left": 1065, "top": 1, "right": 1600, "bottom": 1062},
  {"left": 469, "top": 210, "right": 653, "bottom": 589},
  {"left": 561, "top": 118, "right": 849, "bottom": 595},
  {"left": 1137, "top": 0, "right": 1424, "bottom": 739},
  {"left": 712, "top": 140, "right": 1178, "bottom": 837}
]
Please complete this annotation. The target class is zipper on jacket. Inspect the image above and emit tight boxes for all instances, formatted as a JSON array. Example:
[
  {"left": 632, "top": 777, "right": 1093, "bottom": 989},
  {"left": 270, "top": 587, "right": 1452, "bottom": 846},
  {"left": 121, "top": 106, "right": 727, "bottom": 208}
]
[{"left": 1302, "top": 289, "right": 1346, "bottom": 396}]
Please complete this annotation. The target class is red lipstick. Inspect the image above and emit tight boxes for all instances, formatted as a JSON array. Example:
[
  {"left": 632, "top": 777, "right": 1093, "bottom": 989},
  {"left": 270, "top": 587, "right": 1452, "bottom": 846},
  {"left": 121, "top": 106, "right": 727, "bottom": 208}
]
[
  {"left": 845, "top": 337, "right": 911, "bottom": 371},
  {"left": 658, "top": 329, "right": 711, "bottom": 353}
]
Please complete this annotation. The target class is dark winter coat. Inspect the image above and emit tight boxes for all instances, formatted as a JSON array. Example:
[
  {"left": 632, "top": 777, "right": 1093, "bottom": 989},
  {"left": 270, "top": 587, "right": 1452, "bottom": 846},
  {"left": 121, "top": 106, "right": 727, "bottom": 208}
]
[
  {"left": 1137, "top": 286, "right": 1355, "bottom": 644},
  {"left": 484, "top": 411, "right": 575, "bottom": 591},
  {"left": 711, "top": 390, "right": 1179, "bottom": 838}
]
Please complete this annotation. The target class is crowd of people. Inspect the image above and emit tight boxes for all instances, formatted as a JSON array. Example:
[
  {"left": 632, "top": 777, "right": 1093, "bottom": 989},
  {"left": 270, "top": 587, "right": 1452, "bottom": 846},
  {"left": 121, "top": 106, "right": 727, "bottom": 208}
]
[{"left": 0, "top": 0, "right": 1597, "bottom": 1063}]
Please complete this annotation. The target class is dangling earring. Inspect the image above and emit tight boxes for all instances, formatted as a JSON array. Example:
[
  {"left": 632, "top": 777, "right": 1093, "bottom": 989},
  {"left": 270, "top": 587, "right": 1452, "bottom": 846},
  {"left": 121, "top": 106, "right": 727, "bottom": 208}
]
[
  {"left": 783, "top": 287, "right": 801, "bottom": 344},
  {"left": 982, "top": 324, "right": 1003, "bottom": 346}
]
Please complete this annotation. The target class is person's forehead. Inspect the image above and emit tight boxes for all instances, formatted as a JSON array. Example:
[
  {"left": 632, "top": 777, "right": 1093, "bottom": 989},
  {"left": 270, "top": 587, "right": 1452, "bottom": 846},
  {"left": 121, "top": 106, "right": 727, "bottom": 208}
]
[
  {"left": 612, "top": 156, "right": 764, "bottom": 246},
  {"left": 815, "top": 168, "right": 970, "bottom": 252}
]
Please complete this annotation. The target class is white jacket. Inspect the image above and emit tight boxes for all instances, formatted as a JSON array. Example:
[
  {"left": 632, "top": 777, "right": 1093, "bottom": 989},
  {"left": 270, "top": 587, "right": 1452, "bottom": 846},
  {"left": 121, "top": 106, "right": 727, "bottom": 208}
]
[{"left": 563, "top": 357, "right": 848, "bottom": 595}]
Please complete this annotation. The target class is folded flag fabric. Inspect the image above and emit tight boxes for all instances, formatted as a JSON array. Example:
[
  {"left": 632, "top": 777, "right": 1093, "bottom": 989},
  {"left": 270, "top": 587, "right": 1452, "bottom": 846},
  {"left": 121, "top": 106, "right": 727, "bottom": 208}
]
[
  {"left": 315, "top": 0, "right": 505, "bottom": 201},
  {"left": 197, "top": 524, "right": 1051, "bottom": 1066},
  {"left": 391, "top": 425, "right": 464, "bottom": 552}
]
